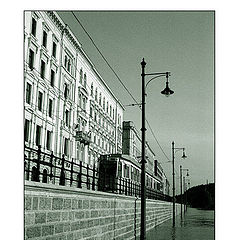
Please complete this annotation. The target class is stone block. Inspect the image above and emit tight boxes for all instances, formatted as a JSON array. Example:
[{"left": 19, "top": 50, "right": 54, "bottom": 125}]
[
  {"left": 39, "top": 197, "right": 52, "bottom": 210},
  {"left": 63, "top": 199, "right": 72, "bottom": 209},
  {"left": 67, "top": 232, "right": 74, "bottom": 240},
  {"left": 82, "top": 200, "right": 89, "bottom": 209},
  {"left": 90, "top": 210, "right": 98, "bottom": 218},
  {"left": 35, "top": 212, "right": 46, "bottom": 224},
  {"left": 52, "top": 198, "right": 63, "bottom": 210},
  {"left": 25, "top": 196, "right": 32, "bottom": 210},
  {"left": 61, "top": 211, "right": 69, "bottom": 221},
  {"left": 72, "top": 199, "right": 78, "bottom": 209},
  {"left": 54, "top": 223, "right": 64, "bottom": 234},
  {"left": 77, "top": 200, "right": 83, "bottom": 209},
  {"left": 47, "top": 211, "right": 61, "bottom": 222},
  {"left": 42, "top": 224, "right": 54, "bottom": 236},
  {"left": 32, "top": 197, "right": 39, "bottom": 210},
  {"left": 26, "top": 226, "right": 41, "bottom": 238},
  {"left": 24, "top": 213, "right": 35, "bottom": 226},
  {"left": 74, "top": 211, "right": 84, "bottom": 219},
  {"left": 63, "top": 222, "right": 71, "bottom": 232}
]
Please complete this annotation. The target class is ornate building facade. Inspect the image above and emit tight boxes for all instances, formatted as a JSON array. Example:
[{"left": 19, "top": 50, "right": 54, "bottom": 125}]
[{"left": 24, "top": 11, "right": 124, "bottom": 168}]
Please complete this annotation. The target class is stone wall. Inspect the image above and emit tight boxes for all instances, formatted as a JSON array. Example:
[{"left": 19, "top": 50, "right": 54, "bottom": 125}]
[{"left": 24, "top": 181, "right": 180, "bottom": 240}]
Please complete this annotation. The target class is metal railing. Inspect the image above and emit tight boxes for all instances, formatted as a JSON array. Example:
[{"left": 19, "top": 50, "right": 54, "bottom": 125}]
[{"left": 24, "top": 145, "right": 172, "bottom": 202}]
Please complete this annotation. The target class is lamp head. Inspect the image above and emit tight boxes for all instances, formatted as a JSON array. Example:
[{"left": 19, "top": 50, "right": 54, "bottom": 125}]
[
  {"left": 161, "top": 72, "right": 174, "bottom": 97},
  {"left": 182, "top": 149, "right": 187, "bottom": 159}
]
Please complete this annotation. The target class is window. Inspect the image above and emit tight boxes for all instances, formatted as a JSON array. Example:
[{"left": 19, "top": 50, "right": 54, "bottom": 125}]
[
  {"left": 80, "top": 69, "right": 83, "bottom": 84},
  {"left": 50, "top": 69, "right": 55, "bottom": 87},
  {"left": 79, "top": 93, "right": 82, "bottom": 108},
  {"left": 42, "top": 30, "right": 47, "bottom": 48},
  {"left": 65, "top": 109, "right": 70, "bottom": 127},
  {"left": 94, "top": 111, "right": 97, "bottom": 122},
  {"left": 110, "top": 105, "right": 112, "bottom": 117},
  {"left": 64, "top": 56, "right": 67, "bottom": 68},
  {"left": 83, "top": 74, "right": 87, "bottom": 88},
  {"left": 64, "top": 138, "right": 69, "bottom": 156},
  {"left": 82, "top": 97, "right": 86, "bottom": 111},
  {"left": 28, "top": 49, "right": 34, "bottom": 70},
  {"left": 26, "top": 82, "right": 32, "bottom": 104},
  {"left": 103, "top": 97, "right": 105, "bottom": 110},
  {"left": 35, "top": 125, "right": 41, "bottom": 146},
  {"left": 38, "top": 91, "right": 43, "bottom": 111},
  {"left": 40, "top": 60, "right": 46, "bottom": 79},
  {"left": 90, "top": 106, "right": 93, "bottom": 118},
  {"left": 24, "top": 119, "right": 30, "bottom": 142},
  {"left": 64, "top": 83, "right": 69, "bottom": 99},
  {"left": 113, "top": 109, "right": 115, "bottom": 120},
  {"left": 48, "top": 99, "right": 53, "bottom": 118},
  {"left": 91, "top": 83, "right": 93, "bottom": 96},
  {"left": 52, "top": 42, "right": 57, "bottom": 58},
  {"left": 95, "top": 88, "right": 98, "bottom": 101},
  {"left": 46, "top": 130, "right": 52, "bottom": 150},
  {"left": 107, "top": 102, "right": 109, "bottom": 113},
  {"left": 67, "top": 59, "right": 71, "bottom": 72},
  {"left": 31, "top": 17, "right": 37, "bottom": 37},
  {"left": 99, "top": 93, "right": 102, "bottom": 106}
]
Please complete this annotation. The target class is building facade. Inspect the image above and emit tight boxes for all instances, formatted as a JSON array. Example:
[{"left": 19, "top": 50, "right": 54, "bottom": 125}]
[{"left": 24, "top": 11, "right": 124, "bottom": 168}]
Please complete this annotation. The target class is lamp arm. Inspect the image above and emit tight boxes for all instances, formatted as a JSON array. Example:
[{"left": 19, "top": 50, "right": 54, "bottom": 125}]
[{"left": 145, "top": 74, "right": 166, "bottom": 90}]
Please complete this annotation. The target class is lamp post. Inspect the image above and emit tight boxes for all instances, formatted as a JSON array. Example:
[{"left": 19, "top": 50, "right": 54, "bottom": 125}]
[
  {"left": 140, "top": 58, "right": 174, "bottom": 240},
  {"left": 172, "top": 142, "right": 187, "bottom": 227},
  {"left": 180, "top": 167, "right": 189, "bottom": 219}
]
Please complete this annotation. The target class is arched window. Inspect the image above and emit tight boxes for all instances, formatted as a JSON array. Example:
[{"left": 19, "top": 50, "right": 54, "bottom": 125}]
[
  {"left": 103, "top": 97, "right": 105, "bottom": 110},
  {"left": 80, "top": 69, "right": 83, "bottom": 83},
  {"left": 42, "top": 169, "right": 48, "bottom": 183},
  {"left": 31, "top": 166, "right": 38, "bottom": 182},
  {"left": 95, "top": 88, "right": 98, "bottom": 101},
  {"left": 91, "top": 83, "right": 93, "bottom": 96},
  {"left": 83, "top": 73, "right": 87, "bottom": 88},
  {"left": 99, "top": 93, "right": 102, "bottom": 106},
  {"left": 64, "top": 55, "right": 67, "bottom": 68}
]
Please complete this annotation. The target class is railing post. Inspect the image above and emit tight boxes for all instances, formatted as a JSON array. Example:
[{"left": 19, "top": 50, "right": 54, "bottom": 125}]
[
  {"left": 50, "top": 151, "right": 54, "bottom": 181},
  {"left": 86, "top": 164, "right": 90, "bottom": 189},
  {"left": 119, "top": 177, "right": 121, "bottom": 194},
  {"left": 92, "top": 164, "right": 95, "bottom": 190},
  {"left": 60, "top": 154, "right": 65, "bottom": 186},
  {"left": 36, "top": 145, "right": 41, "bottom": 182},
  {"left": 78, "top": 161, "right": 82, "bottom": 188},
  {"left": 70, "top": 158, "right": 74, "bottom": 186}
]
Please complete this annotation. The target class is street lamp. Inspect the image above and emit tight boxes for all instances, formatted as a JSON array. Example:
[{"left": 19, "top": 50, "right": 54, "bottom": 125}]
[
  {"left": 180, "top": 168, "right": 189, "bottom": 217},
  {"left": 140, "top": 58, "right": 174, "bottom": 240},
  {"left": 172, "top": 142, "right": 187, "bottom": 227}
]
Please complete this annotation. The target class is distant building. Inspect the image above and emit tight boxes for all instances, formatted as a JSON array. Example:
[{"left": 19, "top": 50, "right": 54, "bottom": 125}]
[{"left": 24, "top": 11, "right": 124, "bottom": 167}]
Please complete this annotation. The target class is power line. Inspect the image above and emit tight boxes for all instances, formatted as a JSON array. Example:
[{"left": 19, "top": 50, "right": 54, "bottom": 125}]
[{"left": 71, "top": 11, "right": 171, "bottom": 163}]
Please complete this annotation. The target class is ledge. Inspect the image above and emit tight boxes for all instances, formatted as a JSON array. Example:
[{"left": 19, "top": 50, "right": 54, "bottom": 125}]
[{"left": 24, "top": 181, "right": 169, "bottom": 205}]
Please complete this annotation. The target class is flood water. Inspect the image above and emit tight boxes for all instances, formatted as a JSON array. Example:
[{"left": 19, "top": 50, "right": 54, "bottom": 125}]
[{"left": 146, "top": 208, "right": 214, "bottom": 240}]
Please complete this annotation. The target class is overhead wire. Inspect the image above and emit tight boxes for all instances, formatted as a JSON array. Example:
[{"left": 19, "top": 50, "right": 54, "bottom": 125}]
[{"left": 70, "top": 11, "right": 171, "bottom": 163}]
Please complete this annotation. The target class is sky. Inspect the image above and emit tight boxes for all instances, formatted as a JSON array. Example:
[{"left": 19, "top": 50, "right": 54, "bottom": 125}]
[{"left": 57, "top": 11, "right": 214, "bottom": 193}]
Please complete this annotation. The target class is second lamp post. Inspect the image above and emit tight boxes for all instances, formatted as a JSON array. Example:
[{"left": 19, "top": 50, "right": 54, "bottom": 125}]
[{"left": 172, "top": 141, "right": 187, "bottom": 227}]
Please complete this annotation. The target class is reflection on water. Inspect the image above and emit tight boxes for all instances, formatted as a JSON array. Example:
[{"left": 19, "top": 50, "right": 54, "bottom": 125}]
[{"left": 146, "top": 208, "right": 214, "bottom": 240}]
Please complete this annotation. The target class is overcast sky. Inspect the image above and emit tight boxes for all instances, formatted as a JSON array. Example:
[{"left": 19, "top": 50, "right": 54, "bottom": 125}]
[{"left": 57, "top": 11, "right": 214, "bottom": 193}]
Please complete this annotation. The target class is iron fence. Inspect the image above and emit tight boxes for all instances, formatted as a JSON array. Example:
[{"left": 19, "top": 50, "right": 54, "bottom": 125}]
[{"left": 24, "top": 145, "right": 172, "bottom": 202}]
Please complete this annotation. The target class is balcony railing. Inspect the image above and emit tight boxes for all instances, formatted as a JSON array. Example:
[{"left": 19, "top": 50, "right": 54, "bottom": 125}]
[{"left": 75, "top": 131, "right": 91, "bottom": 145}]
